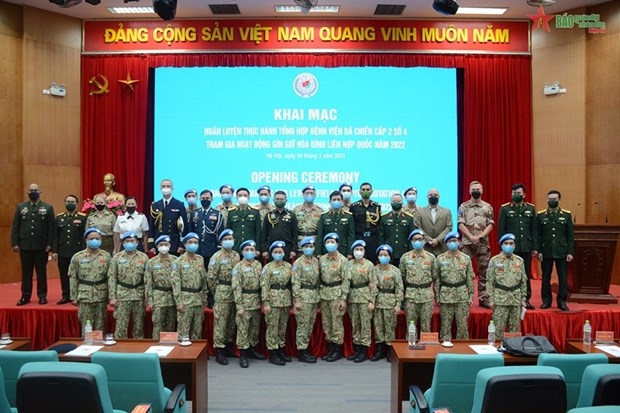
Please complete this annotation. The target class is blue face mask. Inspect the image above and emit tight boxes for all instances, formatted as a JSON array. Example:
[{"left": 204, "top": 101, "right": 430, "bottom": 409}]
[
  {"left": 304, "top": 195, "right": 315, "bottom": 203},
  {"left": 378, "top": 256, "right": 390, "bottom": 265},
  {"left": 325, "top": 243, "right": 338, "bottom": 253},
  {"left": 186, "top": 243, "right": 199, "bottom": 253},
  {"left": 123, "top": 242, "right": 137, "bottom": 252},
  {"left": 259, "top": 195, "right": 270, "bottom": 204},
  {"left": 272, "top": 253, "right": 285, "bottom": 262},
  {"left": 303, "top": 247, "right": 315, "bottom": 256},
  {"left": 447, "top": 241, "right": 459, "bottom": 251},
  {"left": 330, "top": 201, "right": 342, "bottom": 210},
  {"left": 221, "top": 194, "right": 232, "bottom": 202},
  {"left": 186, "top": 197, "right": 197, "bottom": 206},
  {"left": 87, "top": 239, "right": 102, "bottom": 249},
  {"left": 502, "top": 244, "right": 516, "bottom": 255},
  {"left": 243, "top": 251, "right": 256, "bottom": 261},
  {"left": 412, "top": 240, "right": 425, "bottom": 250},
  {"left": 221, "top": 240, "right": 234, "bottom": 250},
  {"left": 406, "top": 194, "right": 417, "bottom": 203}
]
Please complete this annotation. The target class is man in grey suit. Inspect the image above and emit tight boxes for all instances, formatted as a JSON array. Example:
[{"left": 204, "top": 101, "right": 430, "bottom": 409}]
[{"left": 413, "top": 188, "right": 453, "bottom": 256}]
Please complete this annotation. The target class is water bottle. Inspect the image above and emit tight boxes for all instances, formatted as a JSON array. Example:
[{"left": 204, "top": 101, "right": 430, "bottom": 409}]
[
  {"left": 583, "top": 319, "right": 592, "bottom": 345},
  {"left": 84, "top": 319, "right": 93, "bottom": 345},
  {"left": 487, "top": 320, "right": 496, "bottom": 346},
  {"left": 408, "top": 321, "right": 417, "bottom": 349}
]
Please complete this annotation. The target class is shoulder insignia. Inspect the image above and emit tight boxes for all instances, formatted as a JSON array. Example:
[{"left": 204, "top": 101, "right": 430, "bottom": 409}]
[
  {"left": 228, "top": 206, "right": 237, "bottom": 211},
  {"left": 56, "top": 212, "right": 65, "bottom": 217},
  {"left": 249, "top": 205, "right": 259, "bottom": 211},
  {"left": 78, "top": 212, "right": 87, "bottom": 216},
  {"left": 561, "top": 209, "right": 571, "bottom": 214},
  {"left": 538, "top": 209, "right": 547, "bottom": 214},
  {"left": 351, "top": 200, "right": 362, "bottom": 206},
  {"left": 403, "top": 211, "right": 414, "bottom": 218},
  {"left": 501, "top": 202, "right": 511, "bottom": 207},
  {"left": 343, "top": 210, "right": 352, "bottom": 215},
  {"left": 526, "top": 202, "right": 536, "bottom": 207}
]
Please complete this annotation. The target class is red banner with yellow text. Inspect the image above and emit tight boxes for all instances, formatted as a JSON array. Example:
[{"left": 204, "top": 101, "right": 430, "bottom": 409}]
[{"left": 83, "top": 19, "right": 530, "bottom": 55}]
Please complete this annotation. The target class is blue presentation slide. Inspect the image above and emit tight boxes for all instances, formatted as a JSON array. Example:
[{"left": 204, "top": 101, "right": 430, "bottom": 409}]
[{"left": 154, "top": 66, "right": 458, "bottom": 214}]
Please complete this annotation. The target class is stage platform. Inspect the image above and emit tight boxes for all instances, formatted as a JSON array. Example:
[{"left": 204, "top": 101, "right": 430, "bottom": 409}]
[{"left": 1, "top": 279, "right": 620, "bottom": 354}]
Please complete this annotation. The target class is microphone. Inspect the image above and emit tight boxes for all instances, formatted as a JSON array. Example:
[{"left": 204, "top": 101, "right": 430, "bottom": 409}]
[{"left": 594, "top": 201, "right": 609, "bottom": 224}]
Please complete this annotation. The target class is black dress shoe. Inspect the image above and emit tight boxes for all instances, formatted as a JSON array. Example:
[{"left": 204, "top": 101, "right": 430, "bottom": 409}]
[
  {"left": 16, "top": 298, "right": 30, "bottom": 306},
  {"left": 524, "top": 300, "right": 535, "bottom": 310},
  {"left": 39, "top": 298, "right": 48, "bottom": 305},
  {"left": 57, "top": 298, "right": 71, "bottom": 305},
  {"left": 558, "top": 304, "right": 570, "bottom": 312},
  {"left": 540, "top": 303, "right": 551, "bottom": 309}
]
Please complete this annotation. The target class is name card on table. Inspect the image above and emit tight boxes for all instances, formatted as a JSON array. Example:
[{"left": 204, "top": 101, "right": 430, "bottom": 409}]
[
  {"left": 159, "top": 332, "right": 178, "bottom": 344},
  {"left": 419, "top": 332, "right": 439, "bottom": 344},
  {"left": 504, "top": 332, "right": 523, "bottom": 339},
  {"left": 92, "top": 331, "right": 103, "bottom": 342},
  {"left": 595, "top": 331, "right": 615, "bottom": 344}
]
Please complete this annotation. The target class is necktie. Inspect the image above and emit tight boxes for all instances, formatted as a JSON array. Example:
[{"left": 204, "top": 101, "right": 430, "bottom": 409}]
[
  {"left": 127, "top": 215, "right": 134, "bottom": 220},
  {"left": 164, "top": 200, "right": 168, "bottom": 209}
]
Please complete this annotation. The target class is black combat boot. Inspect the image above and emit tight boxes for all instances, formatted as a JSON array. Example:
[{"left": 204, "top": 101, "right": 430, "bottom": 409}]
[
  {"left": 386, "top": 344, "right": 392, "bottom": 362},
  {"left": 269, "top": 349, "right": 285, "bottom": 366},
  {"left": 326, "top": 344, "right": 343, "bottom": 362},
  {"left": 370, "top": 343, "right": 385, "bottom": 361},
  {"left": 278, "top": 348, "right": 292, "bottom": 362},
  {"left": 247, "top": 345, "right": 266, "bottom": 360},
  {"left": 354, "top": 345, "right": 368, "bottom": 363},
  {"left": 321, "top": 342, "right": 334, "bottom": 360},
  {"left": 298, "top": 349, "right": 317, "bottom": 364},
  {"left": 347, "top": 344, "right": 360, "bottom": 361},
  {"left": 239, "top": 349, "right": 248, "bottom": 368},
  {"left": 215, "top": 349, "right": 228, "bottom": 366},
  {"left": 223, "top": 342, "right": 238, "bottom": 358}
]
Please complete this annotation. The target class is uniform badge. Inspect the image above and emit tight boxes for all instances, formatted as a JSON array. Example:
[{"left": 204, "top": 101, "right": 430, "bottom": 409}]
[
  {"left": 182, "top": 264, "right": 190, "bottom": 269},
  {"left": 153, "top": 265, "right": 162, "bottom": 270},
  {"left": 119, "top": 259, "right": 127, "bottom": 264}
]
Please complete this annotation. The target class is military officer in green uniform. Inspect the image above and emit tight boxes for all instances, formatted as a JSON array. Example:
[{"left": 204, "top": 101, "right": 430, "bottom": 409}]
[
  {"left": 69, "top": 227, "right": 111, "bottom": 334},
  {"left": 498, "top": 183, "right": 538, "bottom": 310},
  {"left": 345, "top": 240, "right": 376, "bottom": 363},
  {"left": 316, "top": 191, "right": 355, "bottom": 256},
  {"left": 226, "top": 188, "right": 262, "bottom": 253},
  {"left": 172, "top": 232, "right": 208, "bottom": 340},
  {"left": 435, "top": 232, "right": 475, "bottom": 340},
  {"left": 488, "top": 233, "right": 527, "bottom": 339},
  {"left": 370, "top": 244, "right": 403, "bottom": 363},
  {"left": 108, "top": 232, "right": 148, "bottom": 339},
  {"left": 293, "top": 185, "right": 324, "bottom": 254},
  {"left": 11, "top": 183, "right": 56, "bottom": 306},
  {"left": 233, "top": 240, "right": 266, "bottom": 368},
  {"left": 319, "top": 233, "right": 350, "bottom": 362},
  {"left": 378, "top": 193, "right": 416, "bottom": 265},
  {"left": 292, "top": 236, "right": 320, "bottom": 363},
  {"left": 52, "top": 194, "right": 87, "bottom": 305},
  {"left": 537, "top": 190, "right": 574, "bottom": 311},
  {"left": 145, "top": 235, "right": 177, "bottom": 340},
  {"left": 207, "top": 229, "right": 241, "bottom": 365},
  {"left": 253, "top": 185, "right": 275, "bottom": 225},
  {"left": 400, "top": 229, "right": 438, "bottom": 334}
]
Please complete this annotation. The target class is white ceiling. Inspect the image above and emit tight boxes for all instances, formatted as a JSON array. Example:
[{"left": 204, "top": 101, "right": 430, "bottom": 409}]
[{"left": 2, "top": 0, "right": 612, "bottom": 20}]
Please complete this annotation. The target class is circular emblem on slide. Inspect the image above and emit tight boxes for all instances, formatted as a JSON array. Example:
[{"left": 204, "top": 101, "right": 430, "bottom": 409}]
[{"left": 293, "top": 73, "right": 319, "bottom": 98}]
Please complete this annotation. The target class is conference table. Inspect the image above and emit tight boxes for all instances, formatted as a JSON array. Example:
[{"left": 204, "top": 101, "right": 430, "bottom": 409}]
[
  {"left": 565, "top": 339, "right": 620, "bottom": 363},
  {"left": 0, "top": 338, "right": 31, "bottom": 351},
  {"left": 50, "top": 338, "right": 209, "bottom": 413},
  {"left": 390, "top": 339, "right": 538, "bottom": 413}
]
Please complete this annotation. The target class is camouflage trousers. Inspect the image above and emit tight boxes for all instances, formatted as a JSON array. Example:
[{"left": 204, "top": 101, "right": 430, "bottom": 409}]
[
  {"left": 493, "top": 305, "right": 521, "bottom": 340},
  {"left": 404, "top": 300, "right": 434, "bottom": 334},
  {"left": 177, "top": 305, "right": 204, "bottom": 340},
  {"left": 236, "top": 309, "right": 260, "bottom": 350},
  {"left": 213, "top": 301, "right": 237, "bottom": 349},
  {"left": 440, "top": 302, "right": 470, "bottom": 340},
  {"left": 373, "top": 308, "right": 397, "bottom": 344},
  {"left": 78, "top": 301, "right": 108, "bottom": 334},
  {"left": 152, "top": 305, "right": 176, "bottom": 340},
  {"left": 113, "top": 300, "right": 145, "bottom": 339},
  {"left": 294, "top": 302, "right": 318, "bottom": 350},
  {"left": 349, "top": 302, "right": 373, "bottom": 346},
  {"left": 265, "top": 306, "right": 290, "bottom": 350},
  {"left": 461, "top": 241, "right": 491, "bottom": 304},
  {"left": 320, "top": 299, "right": 345, "bottom": 345}
]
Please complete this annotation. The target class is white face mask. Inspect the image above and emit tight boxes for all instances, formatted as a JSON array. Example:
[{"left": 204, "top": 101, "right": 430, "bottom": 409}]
[
  {"left": 237, "top": 196, "right": 249, "bottom": 206},
  {"left": 161, "top": 188, "right": 172, "bottom": 197},
  {"left": 341, "top": 191, "right": 352, "bottom": 201},
  {"left": 157, "top": 245, "right": 170, "bottom": 255},
  {"left": 353, "top": 250, "right": 365, "bottom": 260}
]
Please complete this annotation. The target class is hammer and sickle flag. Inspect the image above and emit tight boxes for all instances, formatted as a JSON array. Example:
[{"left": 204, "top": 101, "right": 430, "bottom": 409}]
[{"left": 89, "top": 74, "right": 109, "bottom": 96}]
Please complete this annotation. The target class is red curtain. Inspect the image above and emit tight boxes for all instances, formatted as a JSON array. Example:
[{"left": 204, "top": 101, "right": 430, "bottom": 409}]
[{"left": 81, "top": 53, "right": 532, "bottom": 243}]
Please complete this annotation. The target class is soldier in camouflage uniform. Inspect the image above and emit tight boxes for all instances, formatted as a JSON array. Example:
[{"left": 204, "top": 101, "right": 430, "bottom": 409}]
[
  {"left": 292, "top": 236, "right": 320, "bottom": 363},
  {"left": 69, "top": 228, "right": 111, "bottom": 334},
  {"left": 435, "top": 232, "right": 475, "bottom": 340},
  {"left": 371, "top": 245, "right": 404, "bottom": 363},
  {"left": 319, "top": 233, "right": 350, "bottom": 362},
  {"left": 215, "top": 184, "right": 236, "bottom": 226},
  {"left": 316, "top": 191, "right": 355, "bottom": 256},
  {"left": 488, "top": 233, "right": 527, "bottom": 339},
  {"left": 208, "top": 229, "right": 241, "bottom": 365},
  {"left": 378, "top": 193, "right": 416, "bottom": 265},
  {"left": 400, "top": 229, "right": 438, "bottom": 334},
  {"left": 145, "top": 235, "right": 177, "bottom": 340},
  {"left": 261, "top": 241, "right": 293, "bottom": 366},
  {"left": 233, "top": 240, "right": 266, "bottom": 368},
  {"left": 226, "top": 188, "right": 262, "bottom": 253},
  {"left": 172, "top": 233, "right": 208, "bottom": 340},
  {"left": 403, "top": 187, "right": 419, "bottom": 218},
  {"left": 108, "top": 232, "right": 148, "bottom": 339},
  {"left": 346, "top": 240, "right": 377, "bottom": 363},
  {"left": 293, "top": 186, "right": 324, "bottom": 255},
  {"left": 457, "top": 181, "right": 495, "bottom": 308},
  {"left": 253, "top": 185, "right": 275, "bottom": 226},
  {"left": 339, "top": 183, "right": 353, "bottom": 213}
]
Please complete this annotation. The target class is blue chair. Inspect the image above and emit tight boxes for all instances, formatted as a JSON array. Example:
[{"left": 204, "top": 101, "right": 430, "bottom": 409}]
[
  {"left": 568, "top": 407, "right": 620, "bottom": 413},
  {"left": 470, "top": 366, "right": 566, "bottom": 413},
  {"left": 575, "top": 364, "right": 620, "bottom": 408},
  {"left": 537, "top": 353, "right": 608, "bottom": 409},
  {"left": 409, "top": 353, "right": 504, "bottom": 413},
  {"left": 0, "top": 350, "right": 58, "bottom": 408},
  {"left": 0, "top": 367, "right": 15, "bottom": 413},
  {"left": 92, "top": 352, "right": 186, "bottom": 413},
  {"left": 16, "top": 361, "right": 127, "bottom": 413}
]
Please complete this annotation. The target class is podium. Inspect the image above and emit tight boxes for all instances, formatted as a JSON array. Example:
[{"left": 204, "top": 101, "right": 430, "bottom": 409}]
[{"left": 566, "top": 224, "right": 620, "bottom": 304}]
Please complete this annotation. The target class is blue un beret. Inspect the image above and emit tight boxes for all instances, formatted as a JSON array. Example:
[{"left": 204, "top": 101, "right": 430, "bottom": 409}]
[
  {"left": 403, "top": 187, "right": 417, "bottom": 196},
  {"left": 120, "top": 232, "right": 138, "bottom": 241},
  {"left": 323, "top": 232, "right": 339, "bottom": 243},
  {"left": 499, "top": 233, "right": 516, "bottom": 245},
  {"left": 83, "top": 227, "right": 102, "bottom": 239},
  {"left": 155, "top": 235, "right": 171, "bottom": 245},
  {"left": 339, "top": 183, "right": 352, "bottom": 192},
  {"left": 302, "top": 185, "right": 315, "bottom": 194},
  {"left": 257, "top": 185, "right": 271, "bottom": 193},
  {"left": 444, "top": 231, "right": 460, "bottom": 243},
  {"left": 183, "top": 232, "right": 199, "bottom": 243},
  {"left": 300, "top": 236, "right": 315, "bottom": 247},
  {"left": 239, "top": 240, "right": 256, "bottom": 251},
  {"left": 219, "top": 184, "right": 234, "bottom": 193},
  {"left": 219, "top": 229, "right": 234, "bottom": 242},
  {"left": 184, "top": 189, "right": 197, "bottom": 197},
  {"left": 351, "top": 239, "right": 366, "bottom": 251},
  {"left": 269, "top": 240, "right": 286, "bottom": 253},
  {"left": 376, "top": 244, "right": 393, "bottom": 255},
  {"left": 408, "top": 229, "right": 425, "bottom": 240}
]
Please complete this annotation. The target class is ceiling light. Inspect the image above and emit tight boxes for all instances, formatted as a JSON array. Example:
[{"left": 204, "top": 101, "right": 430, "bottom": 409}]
[
  {"left": 456, "top": 7, "right": 507, "bottom": 15},
  {"left": 433, "top": 0, "right": 459, "bottom": 15},
  {"left": 275, "top": 5, "right": 339, "bottom": 13},
  {"left": 108, "top": 6, "right": 155, "bottom": 14}
]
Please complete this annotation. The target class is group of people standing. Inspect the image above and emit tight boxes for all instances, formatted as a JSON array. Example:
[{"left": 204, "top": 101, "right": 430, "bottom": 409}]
[{"left": 10, "top": 176, "right": 574, "bottom": 365}]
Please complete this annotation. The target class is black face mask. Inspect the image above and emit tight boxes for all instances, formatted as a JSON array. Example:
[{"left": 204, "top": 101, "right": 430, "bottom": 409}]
[
  {"left": 95, "top": 204, "right": 106, "bottom": 211},
  {"left": 65, "top": 203, "right": 77, "bottom": 212},
  {"left": 201, "top": 199, "right": 211, "bottom": 209},
  {"left": 126, "top": 206, "right": 136, "bottom": 214},
  {"left": 428, "top": 196, "right": 439, "bottom": 205},
  {"left": 28, "top": 192, "right": 40, "bottom": 201},
  {"left": 471, "top": 191, "right": 481, "bottom": 200}
]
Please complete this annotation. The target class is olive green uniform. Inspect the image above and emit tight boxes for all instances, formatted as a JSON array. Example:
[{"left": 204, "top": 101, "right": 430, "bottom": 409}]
[
  {"left": 378, "top": 211, "right": 416, "bottom": 264},
  {"left": 226, "top": 206, "right": 262, "bottom": 252},
  {"left": 316, "top": 210, "right": 355, "bottom": 256},
  {"left": 69, "top": 249, "right": 111, "bottom": 333},
  {"left": 372, "top": 264, "right": 404, "bottom": 346},
  {"left": 293, "top": 203, "right": 324, "bottom": 252},
  {"left": 319, "top": 252, "right": 349, "bottom": 345},
  {"left": 291, "top": 255, "right": 320, "bottom": 351},
  {"left": 53, "top": 211, "right": 87, "bottom": 300},
  {"left": 261, "top": 261, "right": 293, "bottom": 350},
  {"left": 487, "top": 253, "right": 527, "bottom": 339},
  {"left": 232, "top": 259, "right": 263, "bottom": 350},
  {"left": 172, "top": 253, "right": 208, "bottom": 339},
  {"left": 86, "top": 210, "right": 116, "bottom": 255},
  {"left": 399, "top": 249, "right": 438, "bottom": 333},
  {"left": 207, "top": 249, "right": 241, "bottom": 349},
  {"left": 145, "top": 253, "right": 177, "bottom": 339},
  {"left": 346, "top": 258, "right": 377, "bottom": 347}
]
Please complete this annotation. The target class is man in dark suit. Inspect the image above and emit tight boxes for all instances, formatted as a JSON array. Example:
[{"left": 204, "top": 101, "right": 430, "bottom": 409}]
[
  {"left": 413, "top": 188, "right": 453, "bottom": 256},
  {"left": 148, "top": 179, "right": 188, "bottom": 255},
  {"left": 11, "top": 183, "right": 56, "bottom": 306}
]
